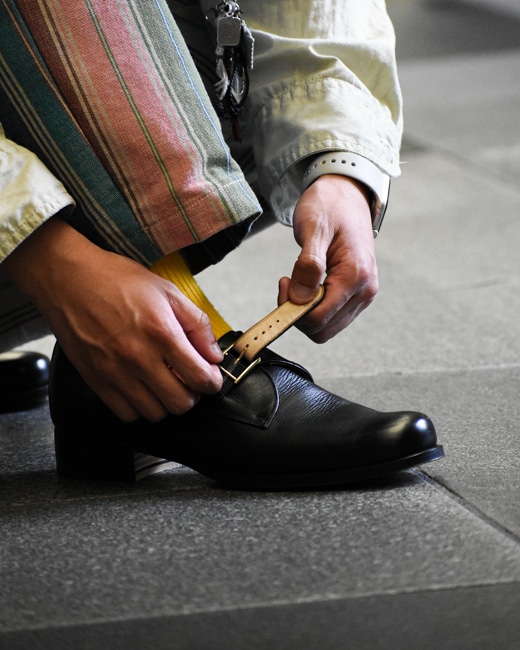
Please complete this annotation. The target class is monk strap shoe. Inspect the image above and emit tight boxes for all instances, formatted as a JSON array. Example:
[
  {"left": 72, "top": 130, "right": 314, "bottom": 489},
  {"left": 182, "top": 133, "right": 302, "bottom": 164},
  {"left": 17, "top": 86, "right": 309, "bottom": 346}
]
[{"left": 50, "top": 333, "right": 443, "bottom": 490}]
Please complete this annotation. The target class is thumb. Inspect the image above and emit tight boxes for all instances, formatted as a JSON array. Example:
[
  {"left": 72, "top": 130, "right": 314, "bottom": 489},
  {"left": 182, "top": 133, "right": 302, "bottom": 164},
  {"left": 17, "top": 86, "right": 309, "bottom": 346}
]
[{"left": 288, "top": 248, "right": 326, "bottom": 304}]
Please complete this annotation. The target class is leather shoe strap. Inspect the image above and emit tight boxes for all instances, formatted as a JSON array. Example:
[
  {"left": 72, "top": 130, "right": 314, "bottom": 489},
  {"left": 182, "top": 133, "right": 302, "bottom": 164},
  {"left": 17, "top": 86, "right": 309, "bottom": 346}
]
[{"left": 230, "top": 285, "right": 325, "bottom": 362}]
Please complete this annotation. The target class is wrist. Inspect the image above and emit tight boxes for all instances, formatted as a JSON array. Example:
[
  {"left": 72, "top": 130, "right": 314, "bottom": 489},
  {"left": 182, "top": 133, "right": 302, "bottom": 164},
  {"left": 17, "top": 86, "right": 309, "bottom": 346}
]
[
  {"left": 301, "top": 152, "right": 390, "bottom": 237},
  {"left": 3, "top": 217, "right": 97, "bottom": 302},
  {"left": 293, "top": 174, "right": 377, "bottom": 255}
]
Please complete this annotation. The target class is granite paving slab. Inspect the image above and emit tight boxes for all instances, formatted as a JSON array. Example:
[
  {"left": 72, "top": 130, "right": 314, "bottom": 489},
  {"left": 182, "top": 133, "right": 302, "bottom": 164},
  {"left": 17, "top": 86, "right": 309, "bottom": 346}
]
[
  {"left": 387, "top": 0, "right": 520, "bottom": 60},
  {"left": 4, "top": 582, "right": 520, "bottom": 650},
  {"left": 321, "top": 366, "right": 520, "bottom": 538},
  {"left": 1, "top": 402, "right": 519, "bottom": 635},
  {"left": 398, "top": 50, "right": 520, "bottom": 183}
]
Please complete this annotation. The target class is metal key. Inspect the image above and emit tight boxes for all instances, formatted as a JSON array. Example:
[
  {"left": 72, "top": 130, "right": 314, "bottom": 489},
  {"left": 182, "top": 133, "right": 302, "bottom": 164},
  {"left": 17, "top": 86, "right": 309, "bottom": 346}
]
[
  {"left": 216, "top": 14, "right": 242, "bottom": 47},
  {"left": 207, "top": 1, "right": 253, "bottom": 141}
]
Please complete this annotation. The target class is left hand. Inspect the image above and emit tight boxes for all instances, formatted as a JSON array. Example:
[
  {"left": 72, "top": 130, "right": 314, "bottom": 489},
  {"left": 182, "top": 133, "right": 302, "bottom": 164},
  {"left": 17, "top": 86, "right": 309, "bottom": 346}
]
[{"left": 278, "top": 174, "right": 379, "bottom": 343}]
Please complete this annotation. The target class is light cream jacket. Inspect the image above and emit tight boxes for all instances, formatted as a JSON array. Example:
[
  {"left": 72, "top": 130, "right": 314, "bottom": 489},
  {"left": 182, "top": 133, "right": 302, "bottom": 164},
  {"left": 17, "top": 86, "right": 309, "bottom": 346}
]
[{"left": 0, "top": 0, "right": 402, "bottom": 260}]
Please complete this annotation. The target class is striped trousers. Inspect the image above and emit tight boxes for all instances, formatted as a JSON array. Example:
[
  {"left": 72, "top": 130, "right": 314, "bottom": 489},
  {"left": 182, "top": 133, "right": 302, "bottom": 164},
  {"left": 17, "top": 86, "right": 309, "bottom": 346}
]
[{"left": 0, "top": 0, "right": 262, "bottom": 350}]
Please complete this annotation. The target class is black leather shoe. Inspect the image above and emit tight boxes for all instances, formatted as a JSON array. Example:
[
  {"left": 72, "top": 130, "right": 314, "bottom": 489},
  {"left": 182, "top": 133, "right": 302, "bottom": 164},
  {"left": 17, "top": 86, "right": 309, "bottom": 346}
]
[
  {"left": 0, "top": 350, "right": 50, "bottom": 413},
  {"left": 49, "top": 325, "right": 443, "bottom": 489}
]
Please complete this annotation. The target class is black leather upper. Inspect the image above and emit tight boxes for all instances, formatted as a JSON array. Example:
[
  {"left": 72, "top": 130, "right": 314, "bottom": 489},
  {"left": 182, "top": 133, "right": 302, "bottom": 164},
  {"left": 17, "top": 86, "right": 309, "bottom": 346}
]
[{"left": 50, "top": 336, "right": 440, "bottom": 487}]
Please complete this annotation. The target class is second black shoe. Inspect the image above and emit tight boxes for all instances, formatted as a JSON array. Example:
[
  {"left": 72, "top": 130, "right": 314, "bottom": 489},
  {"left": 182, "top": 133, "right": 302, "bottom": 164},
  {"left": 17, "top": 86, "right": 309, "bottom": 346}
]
[{"left": 0, "top": 350, "right": 50, "bottom": 413}]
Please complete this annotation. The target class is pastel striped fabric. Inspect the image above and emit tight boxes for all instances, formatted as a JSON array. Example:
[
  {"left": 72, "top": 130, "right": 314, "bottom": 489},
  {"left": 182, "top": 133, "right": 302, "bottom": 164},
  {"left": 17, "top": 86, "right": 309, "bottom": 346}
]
[{"left": 0, "top": 0, "right": 260, "bottom": 265}]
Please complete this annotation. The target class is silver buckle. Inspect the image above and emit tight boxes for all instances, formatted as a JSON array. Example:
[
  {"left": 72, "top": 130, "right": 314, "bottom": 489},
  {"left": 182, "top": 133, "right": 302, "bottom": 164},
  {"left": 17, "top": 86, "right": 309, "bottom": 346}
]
[{"left": 219, "top": 343, "right": 261, "bottom": 385}]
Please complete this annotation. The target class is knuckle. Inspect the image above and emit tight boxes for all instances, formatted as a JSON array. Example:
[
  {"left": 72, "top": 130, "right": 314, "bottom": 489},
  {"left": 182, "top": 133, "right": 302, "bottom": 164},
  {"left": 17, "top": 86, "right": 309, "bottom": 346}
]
[
  {"left": 169, "top": 393, "right": 200, "bottom": 415},
  {"left": 355, "top": 266, "right": 379, "bottom": 303},
  {"left": 193, "top": 309, "right": 212, "bottom": 332},
  {"left": 355, "top": 264, "right": 373, "bottom": 286},
  {"left": 296, "top": 312, "right": 329, "bottom": 339},
  {"left": 193, "top": 366, "right": 222, "bottom": 395},
  {"left": 106, "top": 336, "right": 144, "bottom": 370},
  {"left": 310, "top": 330, "right": 331, "bottom": 345},
  {"left": 187, "top": 303, "right": 210, "bottom": 330},
  {"left": 118, "top": 345, "right": 140, "bottom": 367},
  {"left": 181, "top": 308, "right": 213, "bottom": 340},
  {"left": 110, "top": 401, "right": 139, "bottom": 423},
  {"left": 297, "top": 250, "right": 326, "bottom": 278},
  {"left": 363, "top": 279, "right": 379, "bottom": 304},
  {"left": 144, "top": 407, "right": 168, "bottom": 423},
  {"left": 144, "top": 318, "right": 175, "bottom": 346}
]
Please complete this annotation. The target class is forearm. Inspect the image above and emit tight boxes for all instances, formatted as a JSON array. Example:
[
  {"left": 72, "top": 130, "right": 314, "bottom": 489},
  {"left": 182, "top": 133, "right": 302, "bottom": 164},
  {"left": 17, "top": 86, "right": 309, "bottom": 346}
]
[{"left": 2, "top": 216, "right": 92, "bottom": 306}]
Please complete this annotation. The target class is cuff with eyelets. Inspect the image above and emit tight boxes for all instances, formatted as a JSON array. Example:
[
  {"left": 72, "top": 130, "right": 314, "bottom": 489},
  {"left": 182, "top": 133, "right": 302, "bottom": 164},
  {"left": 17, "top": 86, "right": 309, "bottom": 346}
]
[{"left": 301, "top": 152, "right": 390, "bottom": 238}]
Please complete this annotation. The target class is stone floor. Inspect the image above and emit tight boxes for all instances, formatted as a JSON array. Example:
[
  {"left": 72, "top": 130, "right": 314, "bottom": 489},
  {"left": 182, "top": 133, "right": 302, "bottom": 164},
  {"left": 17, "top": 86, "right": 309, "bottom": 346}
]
[{"left": 2, "top": 1, "right": 520, "bottom": 648}]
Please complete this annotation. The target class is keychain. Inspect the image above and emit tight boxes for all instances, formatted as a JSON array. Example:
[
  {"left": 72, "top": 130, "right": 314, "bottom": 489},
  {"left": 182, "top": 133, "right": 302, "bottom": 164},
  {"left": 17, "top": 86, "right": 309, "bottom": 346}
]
[{"left": 206, "top": 2, "right": 254, "bottom": 142}]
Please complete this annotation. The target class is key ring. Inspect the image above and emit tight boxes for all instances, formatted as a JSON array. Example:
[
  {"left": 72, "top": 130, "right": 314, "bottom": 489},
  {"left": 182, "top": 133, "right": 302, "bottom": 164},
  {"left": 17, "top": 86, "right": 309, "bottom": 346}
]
[{"left": 207, "top": 2, "right": 242, "bottom": 21}]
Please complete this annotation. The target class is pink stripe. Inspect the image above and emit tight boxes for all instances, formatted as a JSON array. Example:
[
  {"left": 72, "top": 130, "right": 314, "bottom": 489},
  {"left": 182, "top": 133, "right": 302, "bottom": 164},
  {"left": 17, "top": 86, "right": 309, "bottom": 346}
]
[{"left": 18, "top": 0, "right": 237, "bottom": 251}]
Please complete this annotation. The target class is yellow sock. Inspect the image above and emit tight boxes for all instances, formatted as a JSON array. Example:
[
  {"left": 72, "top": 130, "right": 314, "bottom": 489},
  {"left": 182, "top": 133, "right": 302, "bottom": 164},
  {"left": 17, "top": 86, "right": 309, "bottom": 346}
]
[{"left": 150, "top": 251, "right": 231, "bottom": 339}]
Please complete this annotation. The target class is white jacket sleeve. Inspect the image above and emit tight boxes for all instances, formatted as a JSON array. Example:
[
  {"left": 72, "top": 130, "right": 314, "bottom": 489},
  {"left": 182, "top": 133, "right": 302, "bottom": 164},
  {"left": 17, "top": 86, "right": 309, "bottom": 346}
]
[
  {"left": 0, "top": 124, "right": 74, "bottom": 262},
  {"left": 202, "top": 0, "right": 403, "bottom": 225}
]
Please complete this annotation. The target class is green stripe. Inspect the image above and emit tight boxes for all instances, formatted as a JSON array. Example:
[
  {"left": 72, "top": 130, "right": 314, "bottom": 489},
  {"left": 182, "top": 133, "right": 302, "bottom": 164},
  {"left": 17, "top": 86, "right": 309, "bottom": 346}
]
[
  {"left": 84, "top": 0, "right": 198, "bottom": 240},
  {"left": 130, "top": 0, "right": 259, "bottom": 226},
  {"left": 0, "top": 0, "right": 161, "bottom": 264}
]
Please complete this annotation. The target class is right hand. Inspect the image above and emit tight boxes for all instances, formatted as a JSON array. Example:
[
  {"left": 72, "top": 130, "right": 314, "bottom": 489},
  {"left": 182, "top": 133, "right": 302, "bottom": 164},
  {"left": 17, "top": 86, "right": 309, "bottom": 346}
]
[
  {"left": 3, "top": 218, "right": 223, "bottom": 422},
  {"left": 278, "top": 174, "right": 378, "bottom": 343}
]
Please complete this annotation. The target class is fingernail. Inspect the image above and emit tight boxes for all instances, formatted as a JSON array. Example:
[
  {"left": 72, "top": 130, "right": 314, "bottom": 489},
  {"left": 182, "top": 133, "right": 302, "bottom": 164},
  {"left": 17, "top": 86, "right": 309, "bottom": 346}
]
[{"left": 291, "top": 283, "right": 316, "bottom": 302}]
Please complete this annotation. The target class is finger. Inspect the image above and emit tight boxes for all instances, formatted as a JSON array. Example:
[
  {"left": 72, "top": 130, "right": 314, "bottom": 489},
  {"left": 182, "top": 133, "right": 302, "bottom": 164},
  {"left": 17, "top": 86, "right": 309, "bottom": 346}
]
[
  {"left": 107, "top": 366, "right": 201, "bottom": 422},
  {"left": 173, "top": 295, "right": 224, "bottom": 364},
  {"left": 144, "top": 367, "right": 202, "bottom": 418},
  {"left": 288, "top": 246, "right": 327, "bottom": 304},
  {"left": 293, "top": 282, "right": 346, "bottom": 338},
  {"left": 297, "top": 289, "right": 373, "bottom": 343},
  {"left": 303, "top": 304, "right": 364, "bottom": 343},
  {"left": 277, "top": 276, "right": 290, "bottom": 306},
  {"left": 106, "top": 396, "right": 141, "bottom": 423},
  {"left": 162, "top": 331, "right": 223, "bottom": 396},
  {"left": 88, "top": 381, "right": 142, "bottom": 423},
  {"left": 153, "top": 296, "right": 224, "bottom": 395}
]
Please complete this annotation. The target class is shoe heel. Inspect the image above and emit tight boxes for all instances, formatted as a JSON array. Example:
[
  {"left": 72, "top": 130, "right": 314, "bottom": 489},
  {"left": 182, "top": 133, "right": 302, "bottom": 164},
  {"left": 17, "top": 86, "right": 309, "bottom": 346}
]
[{"left": 54, "top": 426, "right": 137, "bottom": 481}]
